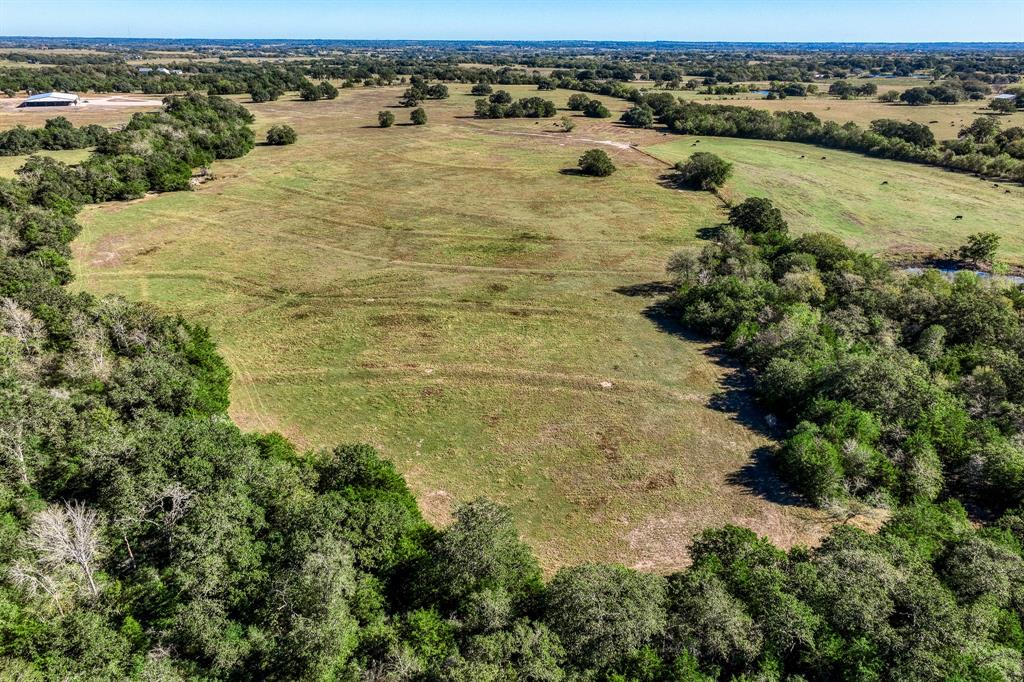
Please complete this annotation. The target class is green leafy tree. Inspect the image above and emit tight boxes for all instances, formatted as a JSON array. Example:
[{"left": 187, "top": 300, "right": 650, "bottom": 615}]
[
  {"left": 728, "top": 197, "right": 788, "bottom": 234},
  {"left": 410, "top": 107, "right": 427, "bottom": 125},
  {"left": 674, "top": 152, "right": 733, "bottom": 190},
  {"left": 545, "top": 564, "right": 666, "bottom": 670},
  {"left": 377, "top": 110, "right": 395, "bottom": 128},
  {"left": 566, "top": 93, "right": 590, "bottom": 111},
  {"left": 577, "top": 148, "right": 616, "bottom": 177},
  {"left": 265, "top": 124, "right": 297, "bottom": 146},
  {"left": 620, "top": 104, "right": 654, "bottom": 128},
  {"left": 958, "top": 232, "right": 1000, "bottom": 264},
  {"left": 318, "top": 81, "right": 339, "bottom": 100},
  {"left": 583, "top": 99, "right": 611, "bottom": 118}
]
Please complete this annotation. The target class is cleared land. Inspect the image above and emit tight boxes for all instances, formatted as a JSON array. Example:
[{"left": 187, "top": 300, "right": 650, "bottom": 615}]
[
  {"left": 64, "top": 84, "right": 1020, "bottom": 570},
  {"left": 71, "top": 85, "right": 843, "bottom": 572},
  {"left": 646, "top": 136, "right": 1024, "bottom": 261},
  {"left": 0, "top": 94, "right": 164, "bottom": 129}
]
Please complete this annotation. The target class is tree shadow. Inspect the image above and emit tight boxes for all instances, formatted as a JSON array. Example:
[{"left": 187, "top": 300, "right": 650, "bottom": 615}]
[
  {"left": 696, "top": 224, "right": 726, "bottom": 241},
  {"left": 617, "top": 292, "right": 811, "bottom": 507},
  {"left": 558, "top": 168, "right": 586, "bottom": 176},
  {"left": 612, "top": 280, "right": 676, "bottom": 297},
  {"left": 725, "top": 445, "right": 811, "bottom": 506}
]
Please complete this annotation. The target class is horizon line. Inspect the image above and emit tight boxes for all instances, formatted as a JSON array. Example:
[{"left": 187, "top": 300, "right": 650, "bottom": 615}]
[{"left": 2, "top": 36, "right": 1023, "bottom": 46}]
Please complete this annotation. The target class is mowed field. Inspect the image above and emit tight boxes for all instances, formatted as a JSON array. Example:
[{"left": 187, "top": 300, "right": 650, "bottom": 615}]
[
  {"left": 646, "top": 136, "right": 1024, "bottom": 261},
  {"left": 71, "top": 85, "right": 841, "bottom": 572}
]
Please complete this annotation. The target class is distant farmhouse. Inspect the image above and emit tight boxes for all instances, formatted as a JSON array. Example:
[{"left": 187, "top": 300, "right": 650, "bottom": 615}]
[
  {"left": 138, "top": 66, "right": 183, "bottom": 75},
  {"left": 19, "top": 92, "right": 80, "bottom": 107}
]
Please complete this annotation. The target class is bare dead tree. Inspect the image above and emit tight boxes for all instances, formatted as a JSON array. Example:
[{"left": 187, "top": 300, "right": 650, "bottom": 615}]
[
  {"left": 0, "top": 298, "right": 45, "bottom": 351},
  {"left": 0, "top": 417, "right": 29, "bottom": 485},
  {"left": 24, "top": 501, "right": 104, "bottom": 599}
]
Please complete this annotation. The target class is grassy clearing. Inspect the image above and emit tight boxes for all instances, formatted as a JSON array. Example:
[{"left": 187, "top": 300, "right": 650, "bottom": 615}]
[
  {"left": 71, "top": 84, "right": 836, "bottom": 572},
  {"left": 646, "top": 136, "right": 1024, "bottom": 262},
  {"left": 0, "top": 147, "right": 92, "bottom": 176}
]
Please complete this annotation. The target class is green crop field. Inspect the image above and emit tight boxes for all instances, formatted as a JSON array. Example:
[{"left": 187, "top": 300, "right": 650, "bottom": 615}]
[
  {"left": 645, "top": 136, "right": 1024, "bottom": 262},
  {"left": 68, "top": 83, "right": 1014, "bottom": 571}
]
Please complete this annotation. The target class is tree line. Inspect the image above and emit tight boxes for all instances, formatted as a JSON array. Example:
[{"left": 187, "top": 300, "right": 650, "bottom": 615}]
[
  {"left": 623, "top": 94, "right": 1024, "bottom": 183},
  {"left": 0, "top": 116, "right": 109, "bottom": 156}
]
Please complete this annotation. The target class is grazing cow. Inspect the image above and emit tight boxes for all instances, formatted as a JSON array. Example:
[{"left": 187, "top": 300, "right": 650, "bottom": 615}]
[
  {"left": 1006, "top": 189, "right": 1012, "bottom": 194},
  {"left": 993, "top": 184, "right": 999, "bottom": 188},
  {"left": 821, "top": 156, "right": 827, "bottom": 160},
  {"left": 799, "top": 155, "right": 805, "bottom": 159},
  {"left": 954, "top": 215, "right": 963, "bottom": 220},
  {"left": 881, "top": 181, "right": 888, "bottom": 185}
]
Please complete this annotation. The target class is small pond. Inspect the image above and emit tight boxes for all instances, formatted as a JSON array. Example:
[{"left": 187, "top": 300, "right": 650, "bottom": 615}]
[{"left": 903, "top": 267, "right": 1024, "bottom": 285}]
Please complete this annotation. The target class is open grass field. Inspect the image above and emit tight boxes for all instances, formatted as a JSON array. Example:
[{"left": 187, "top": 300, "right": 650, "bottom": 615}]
[
  {"left": 645, "top": 136, "right": 1024, "bottom": 262},
  {"left": 70, "top": 84, "right": 845, "bottom": 572},
  {"left": 57, "top": 83, "right": 1023, "bottom": 570}
]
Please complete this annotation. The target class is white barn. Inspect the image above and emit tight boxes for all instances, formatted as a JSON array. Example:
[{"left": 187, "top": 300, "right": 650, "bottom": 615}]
[{"left": 20, "top": 92, "right": 80, "bottom": 107}]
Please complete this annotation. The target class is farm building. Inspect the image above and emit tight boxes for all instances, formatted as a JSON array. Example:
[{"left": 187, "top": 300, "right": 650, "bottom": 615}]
[
  {"left": 994, "top": 93, "right": 1017, "bottom": 100},
  {"left": 19, "top": 92, "right": 80, "bottom": 107}
]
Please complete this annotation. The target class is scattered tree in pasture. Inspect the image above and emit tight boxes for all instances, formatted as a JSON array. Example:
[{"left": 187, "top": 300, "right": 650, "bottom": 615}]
[
  {"left": 489, "top": 90, "right": 512, "bottom": 105},
  {"left": 728, "top": 197, "right": 788, "bottom": 234},
  {"left": 958, "top": 232, "right": 1000, "bottom": 265},
  {"left": 583, "top": 99, "right": 611, "bottom": 118},
  {"left": 674, "top": 152, "right": 733, "bottom": 190},
  {"left": 577, "top": 148, "right": 616, "bottom": 176},
  {"left": 265, "top": 124, "right": 297, "bottom": 145},
  {"left": 566, "top": 93, "right": 591, "bottom": 111},
  {"left": 410, "top": 107, "right": 428, "bottom": 125},
  {"left": 378, "top": 110, "right": 395, "bottom": 127},
  {"left": 620, "top": 103, "right": 654, "bottom": 128},
  {"left": 318, "top": 81, "right": 339, "bottom": 100},
  {"left": 990, "top": 98, "right": 1018, "bottom": 114}
]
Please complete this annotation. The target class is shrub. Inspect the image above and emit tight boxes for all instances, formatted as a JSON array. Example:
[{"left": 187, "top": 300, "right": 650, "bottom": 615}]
[
  {"left": 567, "top": 93, "right": 590, "bottom": 111},
  {"left": 621, "top": 104, "right": 655, "bottom": 128},
  {"left": 265, "top": 125, "right": 297, "bottom": 146},
  {"left": 377, "top": 110, "right": 395, "bottom": 128},
  {"left": 959, "top": 232, "right": 1000, "bottom": 265},
  {"left": 577, "top": 148, "right": 616, "bottom": 177},
  {"left": 674, "top": 152, "right": 733, "bottom": 190},
  {"left": 410, "top": 107, "right": 427, "bottom": 125},
  {"left": 471, "top": 83, "right": 493, "bottom": 96},
  {"left": 583, "top": 99, "right": 611, "bottom": 118}
]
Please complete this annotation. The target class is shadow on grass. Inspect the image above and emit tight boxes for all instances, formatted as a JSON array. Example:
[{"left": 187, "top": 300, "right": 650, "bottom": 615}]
[
  {"left": 725, "top": 446, "right": 810, "bottom": 506},
  {"left": 618, "top": 292, "right": 813, "bottom": 508},
  {"left": 558, "top": 168, "right": 587, "bottom": 176}
]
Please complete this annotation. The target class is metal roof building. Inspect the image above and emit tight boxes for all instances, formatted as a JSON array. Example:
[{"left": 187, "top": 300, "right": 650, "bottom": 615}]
[{"left": 19, "top": 92, "right": 81, "bottom": 107}]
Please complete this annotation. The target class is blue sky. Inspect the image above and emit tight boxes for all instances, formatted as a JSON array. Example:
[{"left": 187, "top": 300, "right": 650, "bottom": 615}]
[{"left": 2, "top": 0, "right": 1022, "bottom": 42}]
